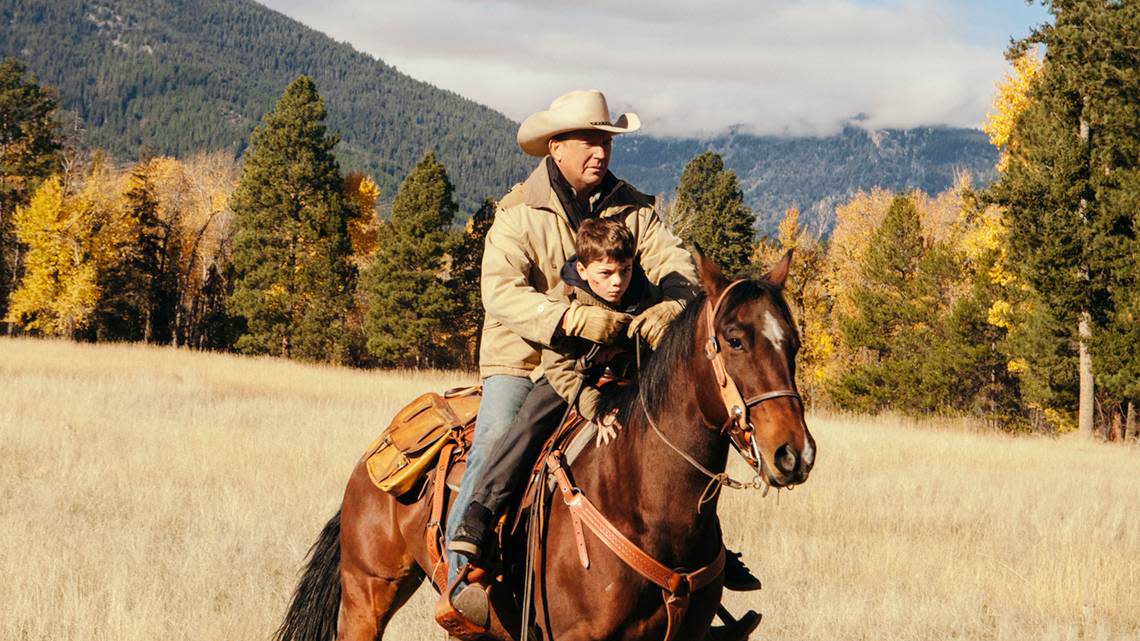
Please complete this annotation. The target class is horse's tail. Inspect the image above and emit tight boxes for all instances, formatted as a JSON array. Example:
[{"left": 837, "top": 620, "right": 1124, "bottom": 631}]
[{"left": 274, "top": 510, "right": 342, "bottom": 641}]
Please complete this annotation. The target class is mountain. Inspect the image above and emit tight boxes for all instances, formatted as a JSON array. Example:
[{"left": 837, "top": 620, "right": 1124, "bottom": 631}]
[
  {"left": 1, "top": 0, "right": 997, "bottom": 232},
  {"left": 0, "top": 0, "right": 532, "bottom": 211},
  {"left": 612, "top": 126, "right": 997, "bottom": 236}
]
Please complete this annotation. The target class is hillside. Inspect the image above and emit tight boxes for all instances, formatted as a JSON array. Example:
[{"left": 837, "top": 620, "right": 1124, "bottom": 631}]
[
  {"left": 2, "top": 0, "right": 996, "bottom": 230},
  {"left": 614, "top": 125, "right": 997, "bottom": 235},
  {"left": 0, "top": 0, "right": 532, "bottom": 210},
  {"left": 1, "top": 337, "right": 1136, "bottom": 640}
]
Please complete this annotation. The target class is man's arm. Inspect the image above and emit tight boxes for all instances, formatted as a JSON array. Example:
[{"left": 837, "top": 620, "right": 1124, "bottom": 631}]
[
  {"left": 634, "top": 208, "right": 700, "bottom": 301},
  {"left": 481, "top": 209, "right": 571, "bottom": 348}
]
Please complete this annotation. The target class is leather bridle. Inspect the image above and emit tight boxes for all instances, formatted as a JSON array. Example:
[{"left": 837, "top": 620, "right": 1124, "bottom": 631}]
[{"left": 702, "top": 279, "right": 802, "bottom": 474}]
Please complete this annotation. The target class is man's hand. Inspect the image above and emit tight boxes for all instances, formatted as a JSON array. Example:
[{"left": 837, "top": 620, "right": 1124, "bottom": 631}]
[
  {"left": 562, "top": 301, "right": 633, "bottom": 343},
  {"left": 595, "top": 409, "right": 623, "bottom": 447},
  {"left": 627, "top": 299, "right": 685, "bottom": 349}
]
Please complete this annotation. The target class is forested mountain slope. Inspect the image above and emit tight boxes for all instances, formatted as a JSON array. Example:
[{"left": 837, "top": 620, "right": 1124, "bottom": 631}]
[{"left": 1, "top": 0, "right": 997, "bottom": 228}]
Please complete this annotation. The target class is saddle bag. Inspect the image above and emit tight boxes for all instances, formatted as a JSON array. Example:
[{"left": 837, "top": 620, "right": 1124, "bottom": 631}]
[{"left": 363, "top": 386, "right": 481, "bottom": 496}]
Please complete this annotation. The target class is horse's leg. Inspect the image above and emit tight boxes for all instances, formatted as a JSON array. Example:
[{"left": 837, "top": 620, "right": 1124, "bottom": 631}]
[{"left": 337, "top": 463, "right": 430, "bottom": 641}]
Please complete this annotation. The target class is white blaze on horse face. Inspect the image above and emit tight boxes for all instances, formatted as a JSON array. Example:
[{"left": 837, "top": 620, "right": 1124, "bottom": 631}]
[{"left": 762, "top": 310, "right": 785, "bottom": 351}]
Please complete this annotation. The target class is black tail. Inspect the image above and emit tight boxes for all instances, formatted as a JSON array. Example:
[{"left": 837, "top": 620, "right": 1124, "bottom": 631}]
[{"left": 275, "top": 510, "right": 342, "bottom": 641}]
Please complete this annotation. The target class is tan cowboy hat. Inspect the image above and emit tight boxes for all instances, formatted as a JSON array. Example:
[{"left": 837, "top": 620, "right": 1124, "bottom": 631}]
[{"left": 517, "top": 89, "right": 641, "bottom": 157}]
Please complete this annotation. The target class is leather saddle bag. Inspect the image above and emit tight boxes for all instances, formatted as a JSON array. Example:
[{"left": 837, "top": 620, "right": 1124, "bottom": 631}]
[{"left": 363, "top": 386, "right": 480, "bottom": 496}]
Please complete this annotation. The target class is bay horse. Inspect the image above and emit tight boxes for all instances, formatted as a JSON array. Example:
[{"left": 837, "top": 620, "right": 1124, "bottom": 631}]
[{"left": 275, "top": 251, "right": 815, "bottom": 641}]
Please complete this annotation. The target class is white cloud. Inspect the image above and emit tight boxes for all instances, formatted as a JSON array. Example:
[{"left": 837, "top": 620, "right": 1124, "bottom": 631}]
[{"left": 260, "top": 0, "right": 1042, "bottom": 137}]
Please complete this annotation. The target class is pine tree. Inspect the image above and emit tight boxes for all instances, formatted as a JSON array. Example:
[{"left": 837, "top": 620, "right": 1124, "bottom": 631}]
[
  {"left": 448, "top": 197, "right": 495, "bottom": 368},
  {"left": 0, "top": 58, "right": 63, "bottom": 328},
  {"left": 228, "top": 76, "right": 355, "bottom": 363},
  {"left": 361, "top": 152, "right": 458, "bottom": 367},
  {"left": 986, "top": 1, "right": 1140, "bottom": 436},
  {"left": 674, "top": 151, "right": 755, "bottom": 275}
]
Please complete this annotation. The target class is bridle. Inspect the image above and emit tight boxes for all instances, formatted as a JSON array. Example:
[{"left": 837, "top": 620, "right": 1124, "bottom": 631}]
[
  {"left": 638, "top": 278, "right": 802, "bottom": 496},
  {"left": 703, "top": 279, "right": 802, "bottom": 473}
]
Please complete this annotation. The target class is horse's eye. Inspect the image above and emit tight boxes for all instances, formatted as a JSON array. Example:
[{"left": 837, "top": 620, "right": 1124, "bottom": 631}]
[{"left": 727, "top": 337, "right": 744, "bottom": 351}]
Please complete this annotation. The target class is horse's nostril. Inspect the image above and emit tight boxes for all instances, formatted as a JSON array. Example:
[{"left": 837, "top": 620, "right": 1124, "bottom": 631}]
[{"left": 774, "top": 443, "right": 798, "bottom": 475}]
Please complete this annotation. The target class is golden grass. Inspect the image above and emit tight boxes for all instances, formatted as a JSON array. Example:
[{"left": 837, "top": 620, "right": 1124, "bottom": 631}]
[{"left": 1, "top": 337, "right": 1137, "bottom": 641}]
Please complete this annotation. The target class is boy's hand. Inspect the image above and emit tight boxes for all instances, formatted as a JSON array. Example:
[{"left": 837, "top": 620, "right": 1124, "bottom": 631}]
[
  {"left": 562, "top": 302, "right": 633, "bottom": 343},
  {"left": 595, "top": 409, "right": 623, "bottom": 447},
  {"left": 628, "top": 299, "right": 685, "bottom": 349}
]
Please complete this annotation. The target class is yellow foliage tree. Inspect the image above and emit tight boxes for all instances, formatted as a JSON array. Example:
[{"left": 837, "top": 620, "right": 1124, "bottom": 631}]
[
  {"left": 6, "top": 176, "right": 99, "bottom": 336},
  {"left": 343, "top": 172, "right": 381, "bottom": 261},
  {"left": 983, "top": 49, "right": 1043, "bottom": 172}
]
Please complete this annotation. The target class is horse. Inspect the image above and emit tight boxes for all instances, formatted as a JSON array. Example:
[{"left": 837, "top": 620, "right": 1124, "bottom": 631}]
[{"left": 274, "top": 251, "right": 816, "bottom": 641}]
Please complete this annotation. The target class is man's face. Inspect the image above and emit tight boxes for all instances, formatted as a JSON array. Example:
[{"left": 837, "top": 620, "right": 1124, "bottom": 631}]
[
  {"left": 576, "top": 256, "right": 633, "bottom": 304},
  {"left": 549, "top": 130, "right": 613, "bottom": 194}
]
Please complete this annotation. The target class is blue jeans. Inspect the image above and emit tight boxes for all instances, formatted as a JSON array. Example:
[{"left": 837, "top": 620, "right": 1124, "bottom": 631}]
[{"left": 446, "top": 374, "right": 534, "bottom": 584}]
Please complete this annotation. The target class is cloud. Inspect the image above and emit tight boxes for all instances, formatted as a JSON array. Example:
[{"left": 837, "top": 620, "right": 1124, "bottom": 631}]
[{"left": 260, "top": 0, "right": 1044, "bottom": 137}]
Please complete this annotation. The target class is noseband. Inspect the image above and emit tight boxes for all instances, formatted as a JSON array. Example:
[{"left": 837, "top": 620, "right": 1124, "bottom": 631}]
[{"left": 704, "top": 279, "right": 801, "bottom": 472}]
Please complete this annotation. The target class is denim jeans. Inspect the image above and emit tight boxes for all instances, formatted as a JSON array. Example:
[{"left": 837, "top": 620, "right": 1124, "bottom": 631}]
[{"left": 446, "top": 374, "right": 534, "bottom": 584}]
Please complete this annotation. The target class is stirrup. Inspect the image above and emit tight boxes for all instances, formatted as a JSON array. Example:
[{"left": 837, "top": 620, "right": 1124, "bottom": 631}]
[
  {"left": 434, "top": 565, "right": 491, "bottom": 641},
  {"left": 708, "top": 607, "right": 762, "bottom": 641}
]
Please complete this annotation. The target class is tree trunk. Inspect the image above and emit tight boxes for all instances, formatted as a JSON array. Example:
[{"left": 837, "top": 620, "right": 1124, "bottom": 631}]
[
  {"left": 1078, "top": 313, "right": 1094, "bottom": 438},
  {"left": 1108, "top": 410, "right": 1122, "bottom": 442},
  {"left": 1126, "top": 401, "right": 1137, "bottom": 441}
]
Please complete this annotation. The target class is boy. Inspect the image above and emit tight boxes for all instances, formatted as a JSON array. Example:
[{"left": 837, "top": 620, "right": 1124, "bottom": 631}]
[{"left": 448, "top": 216, "right": 655, "bottom": 560}]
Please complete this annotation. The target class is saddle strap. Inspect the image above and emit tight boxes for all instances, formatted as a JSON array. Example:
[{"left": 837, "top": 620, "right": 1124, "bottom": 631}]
[
  {"left": 546, "top": 451, "right": 726, "bottom": 641},
  {"left": 426, "top": 440, "right": 456, "bottom": 591}
]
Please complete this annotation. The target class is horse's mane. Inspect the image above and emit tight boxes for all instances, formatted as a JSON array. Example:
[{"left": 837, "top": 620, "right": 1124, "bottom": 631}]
[{"left": 596, "top": 278, "right": 792, "bottom": 428}]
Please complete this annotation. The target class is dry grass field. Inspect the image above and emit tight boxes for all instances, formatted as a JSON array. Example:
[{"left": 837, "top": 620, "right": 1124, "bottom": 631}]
[{"left": 2, "top": 337, "right": 1137, "bottom": 641}]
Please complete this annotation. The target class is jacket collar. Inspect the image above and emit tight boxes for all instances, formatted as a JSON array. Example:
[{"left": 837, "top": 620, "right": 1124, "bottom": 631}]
[{"left": 521, "top": 157, "right": 629, "bottom": 219}]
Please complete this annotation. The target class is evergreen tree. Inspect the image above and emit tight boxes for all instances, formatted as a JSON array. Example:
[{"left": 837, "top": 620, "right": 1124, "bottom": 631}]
[
  {"left": 986, "top": 1, "right": 1140, "bottom": 435},
  {"left": 362, "top": 152, "right": 458, "bottom": 367},
  {"left": 834, "top": 194, "right": 940, "bottom": 412},
  {"left": 228, "top": 76, "right": 355, "bottom": 363},
  {"left": 448, "top": 197, "right": 495, "bottom": 368},
  {"left": 674, "top": 151, "right": 755, "bottom": 275},
  {"left": 92, "top": 162, "right": 176, "bottom": 342},
  {"left": 0, "top": 57, "right": 62, "bottom": 328}
]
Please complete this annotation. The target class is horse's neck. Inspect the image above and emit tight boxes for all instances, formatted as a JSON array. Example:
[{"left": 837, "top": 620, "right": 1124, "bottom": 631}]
[{"left": 581, "top": 374, "right": 729, "bottom": 564}]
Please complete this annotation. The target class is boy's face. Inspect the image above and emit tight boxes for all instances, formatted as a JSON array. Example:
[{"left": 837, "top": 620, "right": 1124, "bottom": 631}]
[{"left": 576, "top": 256, "right": 633, "bottom": 304}]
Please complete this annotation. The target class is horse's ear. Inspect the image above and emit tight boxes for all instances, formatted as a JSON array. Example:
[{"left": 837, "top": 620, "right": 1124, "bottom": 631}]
[
  {"left": 763, "top": 249, "right": 794, "bottom": 289},
  {"left": 692, "top": 244, "right": 730, "bottom": 299}
]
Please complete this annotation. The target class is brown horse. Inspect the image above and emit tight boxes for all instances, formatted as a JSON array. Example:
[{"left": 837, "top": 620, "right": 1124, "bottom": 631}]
[{"left": 274, "top": 252, "right": 815, "bottom": 641}]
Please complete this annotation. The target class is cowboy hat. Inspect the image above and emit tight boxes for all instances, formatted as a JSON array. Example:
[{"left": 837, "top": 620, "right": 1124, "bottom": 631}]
[{"left": 517, "top": 89, "right": 641, "bottom": 157}]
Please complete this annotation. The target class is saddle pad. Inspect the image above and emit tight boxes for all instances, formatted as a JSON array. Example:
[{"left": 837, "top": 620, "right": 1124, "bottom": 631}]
[{"left": 363, "top": 386, "right": 480, "bottom": 496}]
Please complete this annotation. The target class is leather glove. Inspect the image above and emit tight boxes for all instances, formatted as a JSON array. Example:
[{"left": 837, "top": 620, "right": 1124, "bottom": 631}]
[
  {"left": 627, "top": 299, "right": 685, "bottom": 349},
  {"left": 561, "top": 301, "right": 633, "bottom": 344}
]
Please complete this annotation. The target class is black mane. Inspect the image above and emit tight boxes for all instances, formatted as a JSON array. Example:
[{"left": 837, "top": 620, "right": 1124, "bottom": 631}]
[{"left": 596, "top": 279, "right": 793, "bottom": 427}]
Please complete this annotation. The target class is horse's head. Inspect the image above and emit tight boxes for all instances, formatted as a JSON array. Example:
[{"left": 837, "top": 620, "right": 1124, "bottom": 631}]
[{"left": 694, "top": 250, "right": 815, "bottom": 488}]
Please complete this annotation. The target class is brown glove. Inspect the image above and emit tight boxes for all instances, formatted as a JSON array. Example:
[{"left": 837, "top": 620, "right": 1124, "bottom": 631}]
[
  {"left": 562, "top": 301, "right": 633, "bottom": 344},
  {"left": 627, "top": 299, "right": 685, "bottom": 349}
]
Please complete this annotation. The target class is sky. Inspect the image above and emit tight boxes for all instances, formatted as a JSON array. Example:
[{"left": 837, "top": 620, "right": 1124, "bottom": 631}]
[{"left": 259, "top": 0, "right": 1050, "bottom": 138}]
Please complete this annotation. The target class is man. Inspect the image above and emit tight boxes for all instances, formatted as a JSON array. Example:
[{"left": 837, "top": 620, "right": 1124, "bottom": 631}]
[{"left": 442, "top": 89, "right": 761, "bottom": 628}]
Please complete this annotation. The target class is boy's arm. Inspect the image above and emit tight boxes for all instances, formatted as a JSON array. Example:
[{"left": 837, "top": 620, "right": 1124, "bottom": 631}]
[{"left": 541, "top": 344, "right": 602, "bottom": 422}]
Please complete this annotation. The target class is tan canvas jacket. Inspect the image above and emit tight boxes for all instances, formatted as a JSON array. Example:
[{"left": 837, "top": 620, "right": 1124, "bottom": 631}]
[
  {"left": 478, "top": 159, "right": 698, "bottom": 378},
  {"left": 540, "top": 274, "right": 661, "bottom": 421}
]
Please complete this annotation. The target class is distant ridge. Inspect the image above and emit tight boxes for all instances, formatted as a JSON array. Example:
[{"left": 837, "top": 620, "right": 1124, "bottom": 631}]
[{"left": 1, "top": 0, "right": 997, "bottom": 231}]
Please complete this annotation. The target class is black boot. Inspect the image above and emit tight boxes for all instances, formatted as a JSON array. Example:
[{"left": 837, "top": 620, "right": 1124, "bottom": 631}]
[
  {"left": 723, "top": 548, "right": 762, "bottom": 591},
  {"left": 447, "top": 502, "right": 493, "bottom": 560},
  {"left": 708, "top": 606, "right": 762, "bottom": 641}
]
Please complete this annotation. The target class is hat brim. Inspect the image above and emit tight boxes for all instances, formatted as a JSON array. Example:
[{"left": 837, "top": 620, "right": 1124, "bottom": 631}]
[{"left": 517, "top": 112, "right": 640, "bottom": 157}]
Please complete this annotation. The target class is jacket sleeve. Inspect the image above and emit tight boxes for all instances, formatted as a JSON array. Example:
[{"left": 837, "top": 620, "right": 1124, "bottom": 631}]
[
  {"left": 540, "top": 342, "right": 601, "bottom": 421},
  {"left": 481, "top": 208, "right": 571, "bottom": 348},
  {"left": 634, "top": 207, "right": 700, "bottom": 302}
]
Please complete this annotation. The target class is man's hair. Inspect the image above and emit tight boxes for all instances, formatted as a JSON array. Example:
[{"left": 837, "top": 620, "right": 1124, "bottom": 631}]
[{"left": 575, "top": 217, "right": 635, "bottom": 266}]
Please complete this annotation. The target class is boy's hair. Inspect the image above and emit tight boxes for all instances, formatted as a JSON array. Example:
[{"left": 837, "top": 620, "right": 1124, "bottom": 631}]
[{"left": 575, "top": 217, "right": 635, "bottom": 266}]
